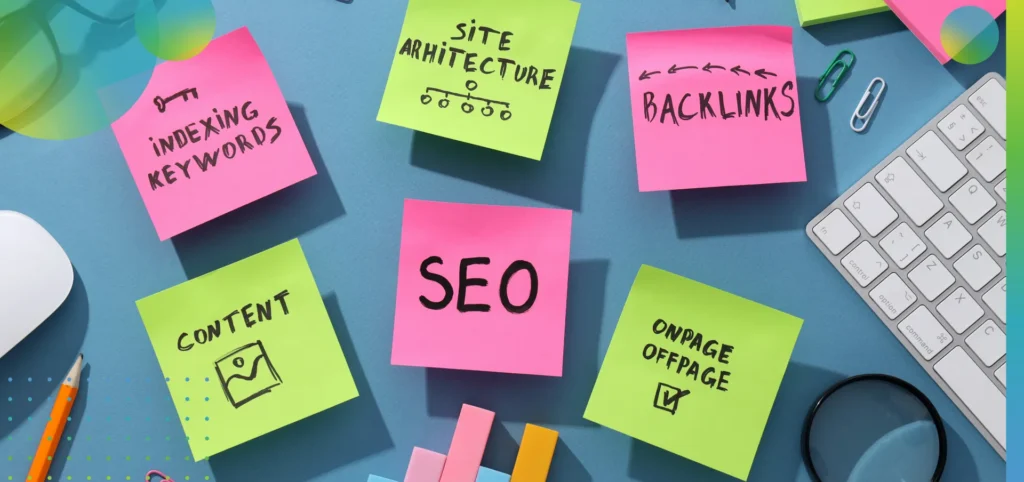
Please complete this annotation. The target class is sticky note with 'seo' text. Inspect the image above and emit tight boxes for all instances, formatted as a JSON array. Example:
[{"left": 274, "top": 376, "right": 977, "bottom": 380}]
[
  {"left": 377, "top": 0, "right": 580, "bottom": 160},
  {"left": 113, "top": 27, "right": 316, "bottom": 240},
  {"left": 392, "top": 199, "right": 572, "bottom": 376},
  {"left": 584, "top": 265, "right": 802, "bottom": 481},
  {"left": 627, "top": 26, "right": 806, "bottom": 192},
  {"left": 136, "top": 239, "right": 358, "bottom": 460}
]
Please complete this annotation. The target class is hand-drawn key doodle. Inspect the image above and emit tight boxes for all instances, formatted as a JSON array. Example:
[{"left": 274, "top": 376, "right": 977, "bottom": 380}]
[
  {"left": 214, "top": 340, "right": 282, "bottom": 408},
  {"left": 153, "top": 87, "right": 199, "bottom": 113},
  {"left": 420, "top": 80, "right": 512, "bottom": 121}
]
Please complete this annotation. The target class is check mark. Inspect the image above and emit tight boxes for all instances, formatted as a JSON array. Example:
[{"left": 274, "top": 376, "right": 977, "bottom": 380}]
[{"left": 662, "top": 389, "right": 690, "bottom": 407}]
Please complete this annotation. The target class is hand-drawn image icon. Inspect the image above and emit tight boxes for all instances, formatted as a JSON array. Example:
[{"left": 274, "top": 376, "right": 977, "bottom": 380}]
[
  {"left": 653, "top": 382, "right": 689, "bottom": 415},
  {"left": 215, "top": 340, "right": 282, "bottom": 408},
  {"left": 153, "top": 87, "right": 200, "bottom": 113},
  {"left": 419, "top": 80, "right": 512, "bottom": 121}
]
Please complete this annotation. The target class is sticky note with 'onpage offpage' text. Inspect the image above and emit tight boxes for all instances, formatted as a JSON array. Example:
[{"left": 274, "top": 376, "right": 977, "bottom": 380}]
[
  {"left": 883, "top": 0, "right": 1004, "bottom": 63},
  {"left": 377, "top": 0, "right": 580, "bottom": 160},
  {"left": 136, "top": 239, "right": 358, "bottom": 460},
  {"left": 584, "top": 265, "right": 802, "bottom": 481},
  {"left": 392, "top": 200, "right": 572, "bottom": 376},
  {"left": 627, "top": 26, "right": 805, "bottom": 192},
  {"left": 113, "top": 27, "right": 315, "bottom": 240}
]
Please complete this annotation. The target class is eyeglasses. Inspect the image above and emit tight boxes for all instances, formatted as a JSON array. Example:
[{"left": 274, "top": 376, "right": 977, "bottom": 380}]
[{"left": 0, "top": 0, "right": 134, "bottom": 127}]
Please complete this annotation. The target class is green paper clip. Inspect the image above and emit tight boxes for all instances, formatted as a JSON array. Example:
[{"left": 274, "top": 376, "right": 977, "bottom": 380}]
[{"left": 815, "top": 50, "right": 856, "bottom": 102}]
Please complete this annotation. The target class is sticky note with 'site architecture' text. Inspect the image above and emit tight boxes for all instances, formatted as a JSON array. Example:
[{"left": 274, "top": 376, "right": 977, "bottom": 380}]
[
  {"left": 627, "top": 26, "right": 805, "bottom": 192},
  {"left": 377, "top": 0, "right": 580, "bottom": 160},
  {"left": 136, "top": 239, "right": 357, "bottom": 460},
  {"left": 584, "top": 265, "right": 802, "bottom": 481},
  {"left": 392, "top": 200, "right": 572, "bottom": 376},
  {"left": 113, "top": 27, "right": 315, "bottom": 240}
]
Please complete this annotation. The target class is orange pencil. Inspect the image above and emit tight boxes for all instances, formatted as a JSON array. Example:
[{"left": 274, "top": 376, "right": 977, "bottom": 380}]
[{"left": 26, "top": 354, "right": 83, "bottom": 482}]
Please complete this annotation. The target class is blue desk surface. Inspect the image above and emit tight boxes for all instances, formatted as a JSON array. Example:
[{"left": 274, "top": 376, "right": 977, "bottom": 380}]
[{"left": 0, "top": 0, "right": 1006, "bottom": 481}]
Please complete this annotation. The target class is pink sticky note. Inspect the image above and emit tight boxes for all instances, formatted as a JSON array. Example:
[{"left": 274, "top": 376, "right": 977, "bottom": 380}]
[
  {"left": 884, "top": 0, "right": 1004, "bottom": 63},
  {"left": 392, "top": 199, "right": 572, "bottom": 376},
  {"left": 440, "top": 404, "right": 495, "bottom": 482},
  {"left": 626, "top": 26, "right": 805, "bottom": 192},
  {"left": 405, "top": 447, "right": 446, "bottom": 482},
  {"left": 113, "top": 27, "right": 316, "bottom": 240}
]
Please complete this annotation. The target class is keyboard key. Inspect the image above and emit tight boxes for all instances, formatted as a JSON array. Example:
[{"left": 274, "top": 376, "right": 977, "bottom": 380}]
[
  {"left": 995, "top": 364, "right": 1006, "bottom": 387},
  {"left": 995, "top": 179, "right": 1006, "bottom": 201},
  {"left": 937, "top": 287, "right": 984, "bottom": 333},
  {"left": 969, "top": 78, "right": 1006, "bottom": 139},
  {"left": 934, "top": 347, "right": 1006, "bottom": 449},
  {"left": 907, "top": 131, "right": 968, "bottom": 191},
  {"left": 908, "top": 255, "right": 955, "bottom": 301},
  {"left": 870, "top": 274, "right": 917, "bottom": 320},
  {"left": 966, "top": 320, "right": 1005, "bottom": 367},
  {"left": 983, "top": 278, "right": 1006, "bottom": 323},
  {"left": 954, "top": 245, "right": 1000, "bottom": 291},
  {"left": 842, "top": 241, "right": 889, "bottom": 287},
  {"left": 813, "top": 210, "right": 859, "bottom": 255},
  {"left": 950, "top": 178, "right": 995, "bottom": 224},
  {"left": 876, "top": 158, "right": 943, "bottom": 226},
  {"left": 898, "top": 306, "right": 952, "bottom": 360},
  {"left": 966, "top": 137, "right": 1005, "bottom": 182},
  {"left": 925, "top": 213, "right": 972, "bottom": 259},
  {"left": 938, "top": 105, "right": 985, "bottom": 151},
  {"left": 978, "top": 210, "right": 1006, "bottom": 256},
  {"left": 844, "top": 184, "right": 897, "bottom": 236},
  {"left": 880, "top": 223, "right": 926, "bottom": 269}
]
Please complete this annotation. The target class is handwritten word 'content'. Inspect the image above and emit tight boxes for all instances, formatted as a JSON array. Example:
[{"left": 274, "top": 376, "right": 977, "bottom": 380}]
[
  {"left": 644, "top": 81, "right": 796, "bottom": 124},
  {"left": 642, "top": 318, "right": 733, "bottom": 391},
  {"left": 397, "top": 20, "right": 558, "bottom": 90},
  {"left": 177, "top": 290, "right": 291, "bottom": 351}
]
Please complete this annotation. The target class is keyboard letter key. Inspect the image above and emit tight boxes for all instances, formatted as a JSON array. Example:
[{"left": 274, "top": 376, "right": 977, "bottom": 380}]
[
  {"left": 844, "top": 184, "right": 898, "bottom": 236},
  {"left": 813, "top": 210, "right": 859, "bottom": 255},
  {"left": 925, "top": 213, "right": 972, "bottom": 259},
  {"left": 876, "top": 158, "right": 943, "bottom": 226},
  {"left": 898, "top": 306, "right": 952, "bottom": 360},
  {"left": 937, "top": 106, "right": 984, "bottom": 151},
  {"left": 995, "top": 179, "right": 1006, "bottom": 202},
  {"left": 969, "top": 79, "right": 1006, "bottom": 140},
  {"left": 870, "top": 274, "right": 917, "bottom": 320},
  {"left": 938, "top": 287, "right": 984, "bottom": 333},
  {"left": 934, "top": 347, "right": 1006, "bottom": 448},
  {"left": 908, "top": 255, "right": 955, "bottom": 301},
  {"left": 954, "top": 245, "right": 1000, "bottom": 291},
  {"left": 908, "top": 131, "right": 968, "bottom": 191},
  {"left": 842, "top": 241, "right": 889, "bottom": 287},
  {"left": 966, "top": 137, "right": 1006, "bottom": 182},
  {"left": 881, "top": 223, "right": 926, "bottom": 269},
  {"left": 950, "top": 178, "right": 996, "bottom": 224},
  {"left": 966, "top": 320, "right": 1005, "bottom": 367},
  {"left": 978, "top": 210, "right": 1006, "bottom": 257},
  {"left": 982, "top": 278, "right": 1006, "bottom": 324},
  {"left": 995, "top": 364, "right": 1006, "bottom": 387}
]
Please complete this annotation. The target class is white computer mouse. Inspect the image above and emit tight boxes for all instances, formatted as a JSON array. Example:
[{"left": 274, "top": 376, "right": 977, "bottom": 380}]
[{"left": 0, "top": 211, "right": 73, "bottom": 358}]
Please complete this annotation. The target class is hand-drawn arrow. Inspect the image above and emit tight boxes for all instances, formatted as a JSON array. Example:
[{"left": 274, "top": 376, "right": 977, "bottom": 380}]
[
  {"left": 702, "top": 62, "right": 725, "bottom": 73},
  {"left": 639, "top": 70, "right": 661, "bottom": 81},
  {"left": 754, "top": 68, "right": 777, "bottom": 79},
  {"left": 730, "top": 65, "right": 750, "bottom": 76},
  {"left": 668, "top": 64, "right": 698, "bottom": 74}
]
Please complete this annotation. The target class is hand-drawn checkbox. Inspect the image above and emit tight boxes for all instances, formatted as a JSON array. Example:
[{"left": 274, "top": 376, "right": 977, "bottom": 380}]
[
  {"left": 215, "top": 340, "right": 282, "bottom": 408},
  {"left": 653, "top": 382, "right": 689, "bottom": 415}
]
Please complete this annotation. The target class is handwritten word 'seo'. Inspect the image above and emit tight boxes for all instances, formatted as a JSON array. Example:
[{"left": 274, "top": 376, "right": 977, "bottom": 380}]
[{"left": 419, "top": 257, "right": 539, "bottom": 314}]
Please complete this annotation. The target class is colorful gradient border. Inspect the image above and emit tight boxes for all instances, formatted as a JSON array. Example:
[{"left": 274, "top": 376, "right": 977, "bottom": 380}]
[{"left": 1009, "top": 0, "right": 1019, "bottom": 479}]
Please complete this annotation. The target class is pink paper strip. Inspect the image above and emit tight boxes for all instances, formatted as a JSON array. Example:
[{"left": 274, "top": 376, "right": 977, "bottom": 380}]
[
  {"left": 405, "top": 447, "right": 447, "bottom": 482},
  {"left": 439, "top": 404, "right": 495, "bottom": 482}
]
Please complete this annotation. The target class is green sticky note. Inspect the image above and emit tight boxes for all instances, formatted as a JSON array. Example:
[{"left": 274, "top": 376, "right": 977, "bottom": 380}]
[
  {"left": 795, "top": 0, "right": 889, "bottom": 26},
  {"left": 136, "top": 239, "right": 358, "bottom": 460},
  {"left": 377, "top": 0, "right": 580, "bottom": 160},
  {"left": 584, "top": 265, "right": 802, "bottom": 481}
]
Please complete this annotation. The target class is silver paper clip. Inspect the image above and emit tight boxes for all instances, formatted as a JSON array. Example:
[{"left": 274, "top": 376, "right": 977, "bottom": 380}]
[{"left": 850, "top": 77, "right": 885, "bottom": 133}]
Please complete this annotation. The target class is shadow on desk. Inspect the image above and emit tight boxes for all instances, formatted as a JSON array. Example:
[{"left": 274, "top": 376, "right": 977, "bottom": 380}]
[
  {"left": 172, "top": 103, "right": 345, "bottom": 279},
  {"left": 208, "top": 294, "right": 392, "bottom": 481},
  {"left": 478, "top": 417, "right": 592, "bottom": 481},
  {"left": 671, "top": 77, "right": 839, "bottom": 239},
  {"left": 425, "top": 260, "right": 609, "bottom": 427}
]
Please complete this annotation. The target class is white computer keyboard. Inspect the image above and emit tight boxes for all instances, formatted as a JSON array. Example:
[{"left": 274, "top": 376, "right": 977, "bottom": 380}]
[{"left": 806, "top": 73, "right": 1007, "bottom": 458}]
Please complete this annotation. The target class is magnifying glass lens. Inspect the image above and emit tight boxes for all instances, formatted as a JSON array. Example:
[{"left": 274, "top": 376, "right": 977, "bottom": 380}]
[{"left": 806, "top": 378, "right": 943, "bottom": 482}]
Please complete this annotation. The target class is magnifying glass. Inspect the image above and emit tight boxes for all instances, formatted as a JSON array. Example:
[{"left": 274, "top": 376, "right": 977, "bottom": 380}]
[{"left": 802, "top": 374, "right": 947, "bottom": 482}]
